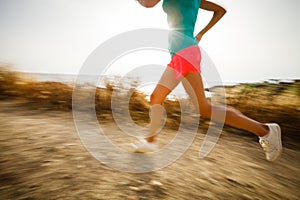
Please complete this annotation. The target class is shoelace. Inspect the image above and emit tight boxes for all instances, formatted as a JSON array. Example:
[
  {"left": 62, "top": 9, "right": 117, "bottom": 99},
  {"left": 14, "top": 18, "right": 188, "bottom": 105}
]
[{"left": 260, "top": 139, "right": 275, "bottom": 152}]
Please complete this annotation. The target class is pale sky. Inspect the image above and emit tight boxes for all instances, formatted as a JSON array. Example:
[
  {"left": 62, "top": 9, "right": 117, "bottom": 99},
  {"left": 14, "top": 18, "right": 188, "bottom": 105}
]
[{"left": 0, "top": 0, "right": 299, "bottom": 83}]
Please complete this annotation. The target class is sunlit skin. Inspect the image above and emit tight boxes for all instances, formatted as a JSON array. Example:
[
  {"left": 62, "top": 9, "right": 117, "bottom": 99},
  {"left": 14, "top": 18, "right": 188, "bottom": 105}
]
[{"left": 137, "top": 0, "right": 269, "bottom": 143}]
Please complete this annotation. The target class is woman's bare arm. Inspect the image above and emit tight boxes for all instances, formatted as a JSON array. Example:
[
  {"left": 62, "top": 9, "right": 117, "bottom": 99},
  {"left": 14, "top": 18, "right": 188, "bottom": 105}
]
[
  {"left": 195, "top": 0, "right": 226, "bottom": 42},
  {"left": 136, "top": 0, "right": 161, "bottom": 8}
]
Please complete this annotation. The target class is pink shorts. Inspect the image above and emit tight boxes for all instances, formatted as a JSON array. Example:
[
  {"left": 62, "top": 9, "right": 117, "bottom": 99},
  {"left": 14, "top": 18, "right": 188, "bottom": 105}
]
[{"left": 168, "top": 45, "right": 201, "bottom": 79}]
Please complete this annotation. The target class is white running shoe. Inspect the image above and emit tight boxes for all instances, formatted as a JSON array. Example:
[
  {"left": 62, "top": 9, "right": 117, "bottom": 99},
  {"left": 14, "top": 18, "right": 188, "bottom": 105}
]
[
  {"left": 131, "top": 139, "right": 158, "bottom": 153},
  {"left": 259, "top": 123, "right": 282, "bottom": 162}
]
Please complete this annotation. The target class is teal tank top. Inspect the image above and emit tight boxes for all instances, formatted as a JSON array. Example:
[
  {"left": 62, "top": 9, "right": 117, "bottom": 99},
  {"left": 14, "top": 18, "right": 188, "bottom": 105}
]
[{"left": 162, "top": 0, "right": 201, "bottom": 55}]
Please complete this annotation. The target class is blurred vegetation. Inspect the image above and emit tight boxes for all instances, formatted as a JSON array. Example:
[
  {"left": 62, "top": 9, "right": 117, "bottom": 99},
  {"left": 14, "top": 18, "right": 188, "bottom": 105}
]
[
  {"left": 0, "top": 66, "right": 181, "bottom": 129},
  {"left": 0, "top": 66, "right": 299, "bottom": 146}
]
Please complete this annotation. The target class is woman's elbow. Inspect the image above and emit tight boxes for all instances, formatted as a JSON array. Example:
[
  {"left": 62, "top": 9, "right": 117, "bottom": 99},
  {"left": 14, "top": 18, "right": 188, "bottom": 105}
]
[
  {"left": 144, "top": 4, "right": 156, "bottom": 8},
  {"left": 137, "top": 0, "right": 160, "bottom": 8},
  {"left": 219, "top": 7, "right": 227, "bottom": 16}
]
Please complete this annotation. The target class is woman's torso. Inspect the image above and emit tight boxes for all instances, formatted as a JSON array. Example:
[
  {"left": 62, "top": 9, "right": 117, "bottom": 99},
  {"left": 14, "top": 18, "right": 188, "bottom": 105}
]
[{"left": 163, "top": 0, "right": 201, "bottom": 55}]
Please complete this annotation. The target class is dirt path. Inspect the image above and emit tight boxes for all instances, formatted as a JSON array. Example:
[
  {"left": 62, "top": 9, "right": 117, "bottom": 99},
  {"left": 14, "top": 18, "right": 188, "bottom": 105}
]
[{"left": 0, "top": 101, "right": 299, "bottom": 200}]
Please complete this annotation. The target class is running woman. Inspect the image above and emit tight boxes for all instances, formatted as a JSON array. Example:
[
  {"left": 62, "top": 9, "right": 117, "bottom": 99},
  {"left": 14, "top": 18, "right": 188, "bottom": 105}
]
[{"left": 133, "top": 0, "right": 282, "bottom": 162}]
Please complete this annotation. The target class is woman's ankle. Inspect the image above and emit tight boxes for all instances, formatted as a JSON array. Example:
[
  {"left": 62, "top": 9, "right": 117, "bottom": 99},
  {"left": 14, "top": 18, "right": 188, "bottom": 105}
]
[
  {"left": 146, "top": 136, "right": 156, "bottom": 143},
  {"left": 259, "top": 124, "right": 270, "bottom": 137}
]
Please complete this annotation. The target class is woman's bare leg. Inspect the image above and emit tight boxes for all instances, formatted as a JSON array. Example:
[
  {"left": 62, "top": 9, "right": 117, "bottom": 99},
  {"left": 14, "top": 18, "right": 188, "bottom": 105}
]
[
  {"left": 182, "top": 72, "right": 269, "bottom": 137},
  {"left": 147, "top": 68, "right": 269, "bottom": 143},
  {"left": 147, "top": 67, "right": 181, "bottom": 142}
]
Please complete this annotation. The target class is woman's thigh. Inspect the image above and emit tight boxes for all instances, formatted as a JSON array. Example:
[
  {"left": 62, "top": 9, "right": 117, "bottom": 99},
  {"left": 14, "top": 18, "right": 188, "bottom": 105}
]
[{"left": 150, "top": 67, "right": 180, "bottom": 104}]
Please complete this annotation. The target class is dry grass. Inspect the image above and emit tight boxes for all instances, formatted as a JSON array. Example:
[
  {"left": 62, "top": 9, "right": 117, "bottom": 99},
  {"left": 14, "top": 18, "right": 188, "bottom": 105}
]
[
  {"left": 0, "top": 66, "right": 181, "bottom": 129},
  {"left": 0, "top": 66, "right": 299, "bottom": 143}
]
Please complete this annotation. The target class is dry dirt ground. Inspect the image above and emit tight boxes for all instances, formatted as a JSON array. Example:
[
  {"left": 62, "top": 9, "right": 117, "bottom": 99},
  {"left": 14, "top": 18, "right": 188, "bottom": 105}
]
[{"left": 0, "top": 101, "right": 299, "bottom": 200}]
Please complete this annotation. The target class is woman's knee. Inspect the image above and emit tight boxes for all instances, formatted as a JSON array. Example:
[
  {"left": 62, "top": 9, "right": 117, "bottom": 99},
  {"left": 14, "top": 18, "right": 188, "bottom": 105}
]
[
  {"left": 150, "top": 92, "right": 164, "bottom": 105},
  {"left": 150, "top": 84, "right": 172, "bottom": 105}
]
